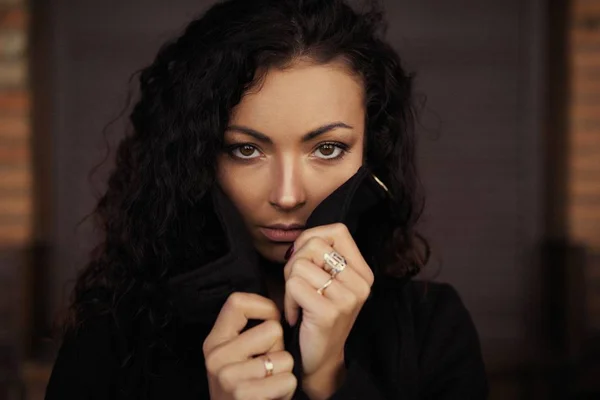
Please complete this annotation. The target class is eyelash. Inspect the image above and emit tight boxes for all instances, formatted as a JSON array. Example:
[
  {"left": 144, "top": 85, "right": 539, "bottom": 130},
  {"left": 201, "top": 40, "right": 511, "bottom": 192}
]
[{"left": 224, "top": 142, "right": 350, "bottom": 162}]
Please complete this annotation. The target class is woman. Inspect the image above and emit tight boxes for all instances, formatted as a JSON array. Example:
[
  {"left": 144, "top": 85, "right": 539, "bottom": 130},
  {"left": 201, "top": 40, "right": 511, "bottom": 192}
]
[{"left": 45, "top": 0, "right": 488, "bottom": 399}]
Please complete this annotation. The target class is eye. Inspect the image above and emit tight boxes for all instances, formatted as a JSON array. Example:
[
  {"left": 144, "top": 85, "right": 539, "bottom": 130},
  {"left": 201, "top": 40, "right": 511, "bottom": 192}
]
[
  {"left": 229, "top": 144, "right": 261, "bottom": 160},
  {"left": 314, "top": 143, "right": 347, "bottom": 160}
]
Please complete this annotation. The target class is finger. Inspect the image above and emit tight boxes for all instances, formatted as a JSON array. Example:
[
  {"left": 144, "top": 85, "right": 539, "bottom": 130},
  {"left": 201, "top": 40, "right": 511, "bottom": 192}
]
[
  {"left": 206, "top": 319, "right": 284, "bottom": 376},
  {"left": 284, "top": 258, "right": 331, "bottom": 326},
  {"left": 286, "top": 254, "right": 331, "bottom": 285},
  {"left": 284, "top": 274, "right": 330, "bottom": 327},
  {"left": 294, "top": 223, "right": 374, "bottom": 285},
  {"left": 217, "top": 351, "right": 294, "bottom": 390},
  {"left": 226, "top": 319, "right": 284, "bottom": 360},
  {"left": 285, "top": 238, "right": 371, "bottom": 302},
  {"left": 234, "top": 373, "right": 297, "bottom": 400},
  {"left": 284, "top": 236, "right": 331, "bottom": 281},
  {"left": 204, "top": 293, "right": 280, "bottom": 353},
  {"left": 286, "top": 257, "right": 364, "bottom": 316}
]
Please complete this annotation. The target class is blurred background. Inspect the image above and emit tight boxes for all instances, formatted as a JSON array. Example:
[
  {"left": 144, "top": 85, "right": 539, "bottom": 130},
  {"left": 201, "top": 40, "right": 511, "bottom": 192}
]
[{"left": 0, "top": 0, "right": 599, "bottom": 398}]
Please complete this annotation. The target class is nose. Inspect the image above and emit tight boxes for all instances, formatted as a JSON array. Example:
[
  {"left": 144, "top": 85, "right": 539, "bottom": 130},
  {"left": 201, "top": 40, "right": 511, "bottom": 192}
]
[{"left": 268, "top": 157, "right": 307, "bottom": 212}]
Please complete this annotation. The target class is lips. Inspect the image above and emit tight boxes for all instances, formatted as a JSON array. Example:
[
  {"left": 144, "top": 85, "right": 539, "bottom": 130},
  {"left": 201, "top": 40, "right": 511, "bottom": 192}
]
[{"left": 260, "top": 226, "right": 305, "bottom": 243}]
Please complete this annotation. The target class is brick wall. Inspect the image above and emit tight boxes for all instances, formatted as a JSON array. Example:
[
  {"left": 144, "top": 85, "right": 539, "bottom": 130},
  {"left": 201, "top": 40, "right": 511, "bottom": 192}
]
[
  {"left": 0, "top": 3, "right": 30, "bottom": 399},
  {"left": 0, "top": 0, "right": 30, "bottom": 245},
  {"left": 569, "top": 0, "right": 600, "bottom": 330}
]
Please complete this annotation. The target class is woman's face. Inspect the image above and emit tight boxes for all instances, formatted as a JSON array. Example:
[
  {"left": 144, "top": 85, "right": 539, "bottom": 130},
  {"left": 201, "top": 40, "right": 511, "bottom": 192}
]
[{"left": 217, "top": 60, "right": 365, "bottom": 262}]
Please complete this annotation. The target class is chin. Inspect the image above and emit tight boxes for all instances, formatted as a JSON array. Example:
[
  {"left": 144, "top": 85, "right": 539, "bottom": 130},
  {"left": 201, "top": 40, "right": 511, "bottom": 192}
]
[{"left": 256, "top": 243, "right": 288, "bottom": 263}]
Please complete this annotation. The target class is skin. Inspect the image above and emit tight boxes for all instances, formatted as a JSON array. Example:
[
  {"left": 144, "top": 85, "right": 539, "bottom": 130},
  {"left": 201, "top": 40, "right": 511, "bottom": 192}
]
[
  {"left": 209, "top": 59, "right": 372, "bottom": 399},
  {"left": 217, "top": 58, "right": 365, "bottom": 263}
]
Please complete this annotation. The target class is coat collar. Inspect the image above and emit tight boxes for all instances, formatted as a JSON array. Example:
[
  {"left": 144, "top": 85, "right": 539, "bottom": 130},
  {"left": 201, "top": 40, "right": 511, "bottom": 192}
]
[{"left": 167, "top": 165, "right": 396, "bottom": 325}]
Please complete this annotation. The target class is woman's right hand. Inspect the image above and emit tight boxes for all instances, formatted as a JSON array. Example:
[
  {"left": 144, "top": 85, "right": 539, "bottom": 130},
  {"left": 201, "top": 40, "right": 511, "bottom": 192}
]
[{"left": 203, "top": 292, "right": 297, "bottom": 400}]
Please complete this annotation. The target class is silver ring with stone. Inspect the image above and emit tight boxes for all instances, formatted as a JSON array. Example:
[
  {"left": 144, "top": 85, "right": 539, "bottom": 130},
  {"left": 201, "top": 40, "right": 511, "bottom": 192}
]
[{"left": 323, "top": 250, "right": 347, "bottom": 278}]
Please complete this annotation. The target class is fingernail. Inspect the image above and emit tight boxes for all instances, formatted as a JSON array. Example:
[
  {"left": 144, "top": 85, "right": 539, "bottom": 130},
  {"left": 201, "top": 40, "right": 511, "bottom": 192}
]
[
  {"left": 284, "top": 244, "right": 295, "bottom": 261},
  {"left": 286, "top": 315, "right": 296, "bottom": 327}
]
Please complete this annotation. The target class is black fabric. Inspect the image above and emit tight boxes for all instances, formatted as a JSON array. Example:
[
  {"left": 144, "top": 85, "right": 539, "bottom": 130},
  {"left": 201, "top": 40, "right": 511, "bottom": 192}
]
[{"left": 45, "top": 166, "right": 488, "bottom": 399}]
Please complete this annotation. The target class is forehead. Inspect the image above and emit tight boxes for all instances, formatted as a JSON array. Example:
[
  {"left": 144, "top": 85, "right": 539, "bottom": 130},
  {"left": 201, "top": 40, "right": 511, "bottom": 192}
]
[{"left": 229, "top": 61, "right": 365, "bottom": 137}]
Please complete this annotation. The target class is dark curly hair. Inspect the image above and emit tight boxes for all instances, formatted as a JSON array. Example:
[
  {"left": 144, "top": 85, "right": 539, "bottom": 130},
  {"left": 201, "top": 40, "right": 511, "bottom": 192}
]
[{"left": 66, "top": 0, "right": 428, "bottom": 333}]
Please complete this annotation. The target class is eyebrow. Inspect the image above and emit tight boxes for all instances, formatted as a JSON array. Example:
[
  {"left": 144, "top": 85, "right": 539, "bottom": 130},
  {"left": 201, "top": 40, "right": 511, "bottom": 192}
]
[{"left": 225, "top": 122, "right": 354, "bottom": 144}]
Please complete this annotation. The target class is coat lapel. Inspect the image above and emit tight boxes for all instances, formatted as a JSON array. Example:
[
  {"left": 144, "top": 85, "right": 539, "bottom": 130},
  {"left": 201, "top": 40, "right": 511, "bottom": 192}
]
[{"left": 168, "top": 166, "right": 391, "bottom": 325}]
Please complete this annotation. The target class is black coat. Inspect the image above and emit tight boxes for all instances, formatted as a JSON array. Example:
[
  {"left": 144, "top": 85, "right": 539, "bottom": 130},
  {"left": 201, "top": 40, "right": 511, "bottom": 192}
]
[{"left": 45, "top": 166, "right": 488, "bottom": 399}]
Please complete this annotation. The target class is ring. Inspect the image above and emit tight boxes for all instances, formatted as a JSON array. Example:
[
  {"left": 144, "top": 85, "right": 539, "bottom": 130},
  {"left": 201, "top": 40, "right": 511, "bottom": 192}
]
[
  {"left": 324, "top": 250, "right": 347, "bottom": 278},
  {"left": 263, "top": 355, "right": 274, "bottom": 377},
  {"left": 317, "top": 277, "right": 334, "bottom": 295}
]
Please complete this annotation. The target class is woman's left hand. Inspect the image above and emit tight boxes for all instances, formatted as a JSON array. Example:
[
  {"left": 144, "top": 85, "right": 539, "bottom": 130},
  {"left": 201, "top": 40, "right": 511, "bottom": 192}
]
[{"left": 283, "top": 223, "right": 374, "bottom": 398}]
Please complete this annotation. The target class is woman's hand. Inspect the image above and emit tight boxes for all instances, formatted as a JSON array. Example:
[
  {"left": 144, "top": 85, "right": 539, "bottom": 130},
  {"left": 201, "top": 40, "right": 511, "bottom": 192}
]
[
  {"left": 283, "top": 223, "right": 374, "bottom": 399},
  {"left": 203, "top": 293, "right": 297, "bottom": 400}
]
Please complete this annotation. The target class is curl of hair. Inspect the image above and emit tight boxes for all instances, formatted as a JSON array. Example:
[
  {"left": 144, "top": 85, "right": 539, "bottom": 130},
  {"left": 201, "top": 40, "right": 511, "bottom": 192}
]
[{"left": 66, "top": 0, "right": 429, "bottom": 340}]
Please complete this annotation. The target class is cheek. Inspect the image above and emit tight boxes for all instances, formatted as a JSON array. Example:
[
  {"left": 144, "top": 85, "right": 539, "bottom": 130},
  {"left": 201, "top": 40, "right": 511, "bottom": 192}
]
[{"left": 217, "top": 160, "right": 264, "bottom": 215}]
